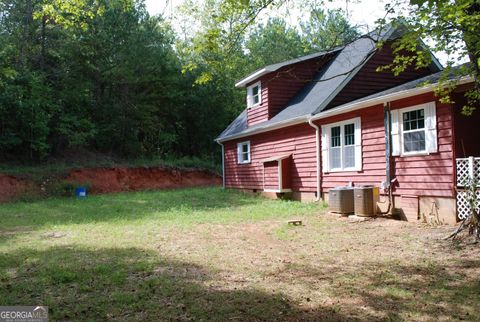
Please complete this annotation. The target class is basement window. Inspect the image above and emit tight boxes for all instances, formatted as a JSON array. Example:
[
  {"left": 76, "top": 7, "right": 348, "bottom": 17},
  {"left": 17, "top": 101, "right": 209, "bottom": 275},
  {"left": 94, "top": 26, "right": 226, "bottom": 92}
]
[
  {"left": 247, "top": 81, "right": 261, "bottom": 108},
  {"left": 237, "top": 141, "right": 251, "bottom": 164}
]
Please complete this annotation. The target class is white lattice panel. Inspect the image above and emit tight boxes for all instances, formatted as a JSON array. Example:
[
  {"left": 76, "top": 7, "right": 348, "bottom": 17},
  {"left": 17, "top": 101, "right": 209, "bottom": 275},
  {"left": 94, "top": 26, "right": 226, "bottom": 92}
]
[
  {"left": 457, "top": 190, "right": 480, "bottom": 220},
  {"left": 475, "top": 159, "right": 480, "bottom": 182},
  {"left": 456, "top": 159, "right": 470, "bottom": 186},
  {"left": 456, "top": 157, "right": 480, "bottom": 186},
  {"left": 456, "top": 157, "right": 480, "bottom": 220}
]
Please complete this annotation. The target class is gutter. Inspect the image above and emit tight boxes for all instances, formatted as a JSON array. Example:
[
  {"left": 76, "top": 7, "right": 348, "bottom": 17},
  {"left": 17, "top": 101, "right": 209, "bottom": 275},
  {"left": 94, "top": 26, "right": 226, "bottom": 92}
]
[
  {"left": 216, "top": 115, "right": 309, "bottom": 143},
  {"left": 218, "top": 76, "right": 473, "bottom": 144},
  {"left": 216, "top": 141, "right": 225, "bottom": 189},
  {"left": 308, "top": 117, "right": 321, "bottom": 201},
  {"left": 310, "top": 76, "right": 473, "bottom": 122}
]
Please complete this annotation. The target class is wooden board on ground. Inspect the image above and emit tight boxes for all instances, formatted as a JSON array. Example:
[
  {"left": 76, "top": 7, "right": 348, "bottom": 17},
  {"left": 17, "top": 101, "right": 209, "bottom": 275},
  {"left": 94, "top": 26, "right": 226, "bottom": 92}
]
[{"left": 288, "top": 220, "right": 302, "bottom": 226}]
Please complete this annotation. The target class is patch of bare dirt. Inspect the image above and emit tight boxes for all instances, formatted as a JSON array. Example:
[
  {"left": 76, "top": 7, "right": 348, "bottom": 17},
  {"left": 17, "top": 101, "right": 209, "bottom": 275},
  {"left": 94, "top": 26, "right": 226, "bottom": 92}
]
[
  {"left": 0, "top": 174, "right": 36, "bottom": 203},
  {"left": 66, "top": 167, "right": 221, "bottom": 193},
  {"left": 153, "top": 216, "right": 480, "bottom": 321}
]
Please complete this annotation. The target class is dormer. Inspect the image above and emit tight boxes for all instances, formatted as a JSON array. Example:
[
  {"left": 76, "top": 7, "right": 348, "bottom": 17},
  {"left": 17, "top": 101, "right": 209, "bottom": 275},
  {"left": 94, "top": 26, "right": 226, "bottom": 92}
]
[
  {"left": 236, "top": 50, "right": 339, "bottom": 127},
  {"left": 247, "top": 81, "right": 262, "bottom": 108}
]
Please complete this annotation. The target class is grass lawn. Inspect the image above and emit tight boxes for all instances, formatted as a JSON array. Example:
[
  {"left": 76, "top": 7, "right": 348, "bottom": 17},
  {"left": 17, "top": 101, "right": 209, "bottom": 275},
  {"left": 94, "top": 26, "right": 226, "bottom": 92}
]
[{"left": 0, "top": 187, "right": 479, "bottom": 321}]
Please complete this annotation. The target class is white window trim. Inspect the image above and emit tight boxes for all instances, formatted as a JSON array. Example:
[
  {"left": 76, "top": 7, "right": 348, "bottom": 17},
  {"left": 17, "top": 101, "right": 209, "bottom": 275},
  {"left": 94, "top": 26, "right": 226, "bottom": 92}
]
[
  {"left": 321, "top": 117, "right": 362, "bottom": 173},
  {"left": 400, "top": 105, "right": 427, "bottom": 156},
  {"left": 237, "top": 141, "right": 251, "bottom": 164},
  {"left": 247, "top": 81, "right": 262, "bottom": 108},
  {"left": 392, "top": 102, "right": 437, "bottom": 157}
]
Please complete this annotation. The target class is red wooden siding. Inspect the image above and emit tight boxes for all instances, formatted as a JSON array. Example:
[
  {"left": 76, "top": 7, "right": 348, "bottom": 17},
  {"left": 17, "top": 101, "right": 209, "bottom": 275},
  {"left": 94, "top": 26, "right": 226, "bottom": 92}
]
[
  {"left": 263, "top": 161, "right": 279, "bottom": 190},
  {"left": 246, "top": 54, "right": 336, "bottom": 127},
  {"left": 318, "top": 105, "right": 387, "bottom": 191},
  {"left": 326, "top": 44, "right": 434, "bottom": 109},
  {"left": 391, "top": 93, "right": 455, "bottom": 197},
  {"left": 317, "top": 92, "right": 455, "bottom": 198},
  {"left": 246, "top": 87, "right": 269, "bottom": 126},
  {"left": 224, "top": 123, "right": 317, "bottom": 192},
  {"left": 225, "top": 92, "right": 455, "bottom": 199}
]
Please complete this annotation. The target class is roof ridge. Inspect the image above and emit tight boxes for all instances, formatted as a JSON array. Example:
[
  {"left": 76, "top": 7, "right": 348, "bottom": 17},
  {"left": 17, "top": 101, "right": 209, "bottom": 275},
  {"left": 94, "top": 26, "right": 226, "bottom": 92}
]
[
  {"left": 235, "top": 47, "right": 343, "bottom": 87},
  {"left": 234, "top": 23, "right": 403, "bottom": 88}
]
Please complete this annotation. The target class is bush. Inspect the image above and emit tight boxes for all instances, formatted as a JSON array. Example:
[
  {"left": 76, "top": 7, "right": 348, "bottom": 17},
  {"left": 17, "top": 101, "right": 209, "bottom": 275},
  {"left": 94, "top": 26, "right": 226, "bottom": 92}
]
[{"left": 44, "top": 180, "right": 91, "bottom": 198}]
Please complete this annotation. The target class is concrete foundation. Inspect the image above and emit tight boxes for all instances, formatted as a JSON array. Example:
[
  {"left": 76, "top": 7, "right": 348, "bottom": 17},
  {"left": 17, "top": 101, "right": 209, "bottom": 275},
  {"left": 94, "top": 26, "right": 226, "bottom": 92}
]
[
  {"left": 395, "top": 195, "right": 419, "bottom": 222},
  {"left": 260, "top": 191, "right": 279, "bottom": 199},
  {"left": 322, "top": 192, "right": 329, "bottom": 204},
  {"left": 257, "top": 190, "right": 317, "bottom": 202},
  {"left": 291, "top": 191, "right": 317, "bottom": 202},
  {"left": 419, "top": 196, "right": 457, "bottom": 225}
]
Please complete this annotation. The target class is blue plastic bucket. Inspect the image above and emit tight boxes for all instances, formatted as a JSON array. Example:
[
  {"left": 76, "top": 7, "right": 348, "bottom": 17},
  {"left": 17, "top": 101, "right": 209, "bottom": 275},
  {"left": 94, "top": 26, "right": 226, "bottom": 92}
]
[{"left": 75, "top": 187, "right": 87, "bottom": 198}]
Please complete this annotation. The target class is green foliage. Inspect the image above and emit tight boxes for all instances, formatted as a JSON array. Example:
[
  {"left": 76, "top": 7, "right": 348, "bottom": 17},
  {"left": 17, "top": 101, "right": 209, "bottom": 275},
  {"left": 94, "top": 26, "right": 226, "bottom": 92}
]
[
  {"left": 0, "top": 0, "right": 192, "bottom": 161},
  {"left": 245, "top": 18, "right": 305, "bottom": 68},
  {"left": 0, "top": 0, "right": 358, "bottom": 163},
  {"left": 300, "top": 7, "right": 360, "bottom": 52},
  {"left": 44, "top": 180, "right": 92, "bottom": 198},
  {"left": 379, "top": 0, "right": 480, "bottom": 114},
  {"left": 243, "top": 7, "right": 359, "bottom": 70}
]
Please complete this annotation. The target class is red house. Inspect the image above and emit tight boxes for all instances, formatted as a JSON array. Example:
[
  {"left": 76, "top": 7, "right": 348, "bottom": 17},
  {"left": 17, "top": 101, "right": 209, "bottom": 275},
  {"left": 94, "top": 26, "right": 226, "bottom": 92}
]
[{"left": 216, "top": 26, "right": 480, "bottom": 224}]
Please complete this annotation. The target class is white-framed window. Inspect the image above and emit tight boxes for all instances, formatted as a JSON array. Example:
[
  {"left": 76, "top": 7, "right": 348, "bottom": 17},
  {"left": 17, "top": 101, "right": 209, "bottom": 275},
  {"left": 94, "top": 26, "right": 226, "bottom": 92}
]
[
  {"left": 321, "top": 117, "right": 362, "bottom": 172},
  {"left": 237, "top": 141, "right": 251, "bottom": 164},
  {"left": 391, "top": 102, "right": 437, "bottom": 156},
  {"left": 402, "top": 108, "right": 426, "bottom": 154},
  {"left": 247, "top": 81, "right": 261, "bottom": 108}
]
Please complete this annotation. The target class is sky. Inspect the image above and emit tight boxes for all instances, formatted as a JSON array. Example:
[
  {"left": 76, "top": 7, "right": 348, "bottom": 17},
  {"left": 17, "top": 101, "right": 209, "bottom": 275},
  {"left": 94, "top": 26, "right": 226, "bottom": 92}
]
[
  {"left": 145, "top": 0, "right": 388, "bottom": 30},
  {"left": 144, "top": 0, "right": 456, "bottom": 65}
]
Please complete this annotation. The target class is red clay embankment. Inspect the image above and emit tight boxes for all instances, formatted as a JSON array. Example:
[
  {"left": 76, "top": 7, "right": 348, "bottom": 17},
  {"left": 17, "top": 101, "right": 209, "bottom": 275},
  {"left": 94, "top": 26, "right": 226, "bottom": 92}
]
[
  {"left": 0, "top": 167, "right": 221, "bottom": 203},
  {"left": 66, "top": 167, "right": 221, "bottom": 193},
  {"left": 0, "top": 174, "right": 36, "bottom": 203}
]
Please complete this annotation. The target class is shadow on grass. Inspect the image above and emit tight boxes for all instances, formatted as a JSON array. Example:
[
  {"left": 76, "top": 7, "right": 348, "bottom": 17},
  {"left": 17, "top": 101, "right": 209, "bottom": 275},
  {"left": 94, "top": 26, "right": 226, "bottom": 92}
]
[
  {"left": 264, "top": 256, "right": 480, "bottom": 321},
  {"left": 0, "top": 246, "right": 355, "bottom": 321},
  {"left": 0, "top": 187, "right": 274, "bottom": 229}
]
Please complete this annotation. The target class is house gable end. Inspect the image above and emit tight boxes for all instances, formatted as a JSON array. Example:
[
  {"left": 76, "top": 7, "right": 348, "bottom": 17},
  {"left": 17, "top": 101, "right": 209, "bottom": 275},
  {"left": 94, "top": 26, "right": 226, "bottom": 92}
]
[
  {"left": 324, "top": 41, "right": 441, "bottom": 110},
  {"left": 246, "top": 52, "right": 337, "bottom": 127}
]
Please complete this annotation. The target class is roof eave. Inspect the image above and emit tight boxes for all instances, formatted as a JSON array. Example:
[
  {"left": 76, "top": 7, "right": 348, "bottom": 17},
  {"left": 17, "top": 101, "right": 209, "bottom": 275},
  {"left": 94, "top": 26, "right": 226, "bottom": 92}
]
[
  {"left": 218, "top": 75, "right": 474, "bottom": 143},
  {"left": 234, "top": 48, "right": 342, "bottom": 88},
  {"left": 215, "top": 115, "right": 310, "bottom": 143},
  {"left": 235, "top": 68, "right": 270, "bottom": 87},
  {"left": 310, "top": 76, "right": 474, "bottom": 121}
]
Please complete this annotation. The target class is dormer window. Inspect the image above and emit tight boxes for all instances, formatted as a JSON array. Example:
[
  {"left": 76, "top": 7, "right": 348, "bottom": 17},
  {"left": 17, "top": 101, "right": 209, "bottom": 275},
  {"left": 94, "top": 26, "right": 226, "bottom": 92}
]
[{"left": 247, "top": 81, "right": 261, "bottom": 108}]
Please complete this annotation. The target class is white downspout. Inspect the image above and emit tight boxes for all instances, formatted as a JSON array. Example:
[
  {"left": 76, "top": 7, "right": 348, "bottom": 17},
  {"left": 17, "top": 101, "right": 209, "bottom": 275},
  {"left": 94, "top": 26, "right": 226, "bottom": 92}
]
[
  {"left": 308, "top": 117, "right": 321, "bottom": 201},
  {"left": 216, "top": 141, "right": 225, "bottom": 189}
]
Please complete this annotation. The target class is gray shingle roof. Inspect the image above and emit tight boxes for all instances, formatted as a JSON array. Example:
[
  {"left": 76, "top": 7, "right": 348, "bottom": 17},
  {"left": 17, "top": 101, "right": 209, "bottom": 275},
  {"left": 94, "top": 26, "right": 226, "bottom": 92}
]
[
  {"left": 216, "top": 25, "right": 441, "bottom": 142},
  {"left": 342, "top": 67, "right": 461, "bottom": 105},
  {"left": 235, "top": 47, "right": 343, "bottom": 87}
]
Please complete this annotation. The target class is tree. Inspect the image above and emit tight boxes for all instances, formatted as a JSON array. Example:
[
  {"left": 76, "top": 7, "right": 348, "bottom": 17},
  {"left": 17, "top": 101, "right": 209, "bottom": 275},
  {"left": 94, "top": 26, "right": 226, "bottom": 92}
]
[
  {"left": 378, "top": 0, "right": 480, "bottom": 114},
  {"left": 174, "top": 0, "right": 251, "bottom": 157},
  {"left": 0, "top": 0, "right": 186, "bottom": 160},
  {"left": 300, "top": 7, "right": 360, "bottom": 52},
  {"left": 0, "top": 0, "right": 60, "bottom": 159},
  {"left": 245, "top": 17, "right": 305, "bottom": 68}
]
